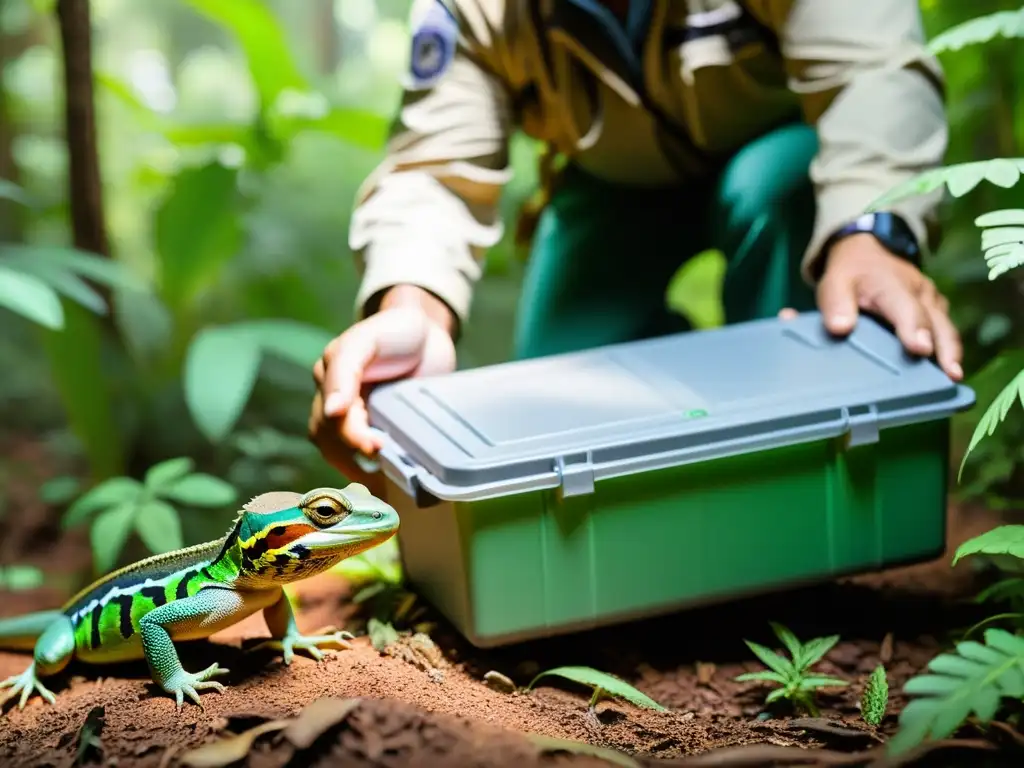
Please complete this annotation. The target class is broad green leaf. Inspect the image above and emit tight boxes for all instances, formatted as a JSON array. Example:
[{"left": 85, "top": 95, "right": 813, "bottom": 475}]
[
  {"left": 11, "top": 264, "right": 106, "bottom": 314},
  {"left": 144, "top": 458, "right": 196, "bottom": 492},
  {"left": 0, "top": 265, "right": 64, "bottom": 329},
  {"left": 242, "top": 319, "right": 333, "bottom": 368},
  {"left": 182, "top": 0, "right": 307, "bottom": 110},
  {"left": 184, "top": 325, "right": 263, "bottom": 442},
  {"left": 861, "top": 664, "right": 889, "bottom": 727},
  {"left": 134, "top": 499, "right": 184, "bottom": 554},
  {"left": 1, "top": 244, "right": 147, "bottom": 293},
  {"left": 743, "top": 640, "right": 796, "bottom": 677},
  {"left": 63, "top": 477, "right": 142, "bottom": 529},
  {"left": 0, "top": 179, "right": 29, "bottom": 205},
  {"left": 162, "top": 474, "right": 238, "bottom": 507},
  {"left": 524, "top": 734, "right": 642, "bottom": 768},
  {"left": 528, "top": 666, "right": 668, "bottom": 711},
  {"left": 976, "top": 209, "right": 1024, "bottom": 280},
  {"left": 953, "top": 525, "right": 1024, "bottom": 566},
  {"left": 41, "top": 304, "right": 127, "bottom": 481},
  {"left": 271, "top": 106, "right": 390, "bottom": 150},
  {"left": 0, "top": 565, "right": 45, "bottom": 591},
  {"left": 958, "top": 370, "right": 1024, "bottom": 479},
  {"left": 888, "top": 629, "right": 1024, "bottom": 756},
  {"left": 90, "top": 502, "right": 137, "bottom": 574},
  {"left": 867, "top": 159, "right": 1024, "bottom": 211},
  {"left": 928, "top": 9, "right": 1024, "bottom": 54},
  {"left": 153, "top": 162, "right": 243, "bottom": 310}
]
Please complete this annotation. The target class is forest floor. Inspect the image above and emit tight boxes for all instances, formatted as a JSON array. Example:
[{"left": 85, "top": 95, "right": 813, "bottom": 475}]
[{"left": 1, "top": 436, "right": 1022, "bottom": 768}]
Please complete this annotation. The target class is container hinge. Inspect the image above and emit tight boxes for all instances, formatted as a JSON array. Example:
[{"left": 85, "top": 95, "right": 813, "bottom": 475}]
[
  {"left": 844, "top": 404, "right": 880, "bottom": 448},
  {"left": 555, "top": 452, "right": 596, "bottom": 498}
]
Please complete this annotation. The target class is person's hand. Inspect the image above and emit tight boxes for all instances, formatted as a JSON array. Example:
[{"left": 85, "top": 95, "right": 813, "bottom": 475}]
[
  {"left": 779, "top": 234, "right": 963, "bottom": 381},
  {"left": 309, "top": 286, "right": 457, "bottom": 494}
]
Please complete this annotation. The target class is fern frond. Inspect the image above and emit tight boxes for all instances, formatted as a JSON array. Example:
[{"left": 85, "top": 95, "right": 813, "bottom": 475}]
[
  {"left": 958, "top": 372, "right": 1024, "bottom": 480},
  {"left": 976, "top": 210, "right": 1024, "bottom": 280},
  {"left": 867, "top": 159, "right": 1024, "bottom": 212},
  {"left": 928, "top": 9, "right": 1024, "bottom": 55},
  {"left": 887, "top": 629, "right": 1024, "bottom": 756}
]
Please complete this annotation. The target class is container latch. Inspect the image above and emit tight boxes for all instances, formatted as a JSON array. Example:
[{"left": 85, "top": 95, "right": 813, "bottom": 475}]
[
  {"left": 555, "top": 452, "right": 596, "bottom": 497},
  {"left": 844, "top": 404, "right": 880, "bottom": 448}
]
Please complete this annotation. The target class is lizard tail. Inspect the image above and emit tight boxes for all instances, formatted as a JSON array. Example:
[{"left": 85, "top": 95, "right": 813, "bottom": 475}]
[{"left": 0, "top": 611, "right": 65, "bottom": 652}]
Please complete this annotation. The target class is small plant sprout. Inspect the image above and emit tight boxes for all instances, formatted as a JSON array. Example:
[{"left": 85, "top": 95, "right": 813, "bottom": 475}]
[
  {"left": 528, "top": 666, "right": 667, "bottom": 711},
  {"left": 62, "top": 457, "right": 238, "bottom": 574},
  {"left": 735, "top": 622, "right": 848, "bottom": 716},
  {"left": 860, "top": 664, "right": 889, "bottom": 727}
]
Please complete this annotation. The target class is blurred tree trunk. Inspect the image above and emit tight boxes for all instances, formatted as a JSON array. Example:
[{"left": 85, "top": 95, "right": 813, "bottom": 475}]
[
  {"left": 56, "top": 0, "right": 109, "bottom": 260},
  {"left": 46, "top": 0, "right": 125, "bottom": 482}
]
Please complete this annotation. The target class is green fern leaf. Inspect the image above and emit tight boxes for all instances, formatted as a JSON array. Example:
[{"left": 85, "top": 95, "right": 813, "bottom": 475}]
[
  {"left": 953, "top": 525, "right": 1024, "bottom": 566},
  {"left": 928, "top": 9, "right": 1024, "bottom": 55},
  {"left": 744, "top": 640, "right": 796, "bottom": 676},
  {"left": 867, "top": 159, "right": 1024, "bottom": 212},
  {"left": 958, "top": 370, "right": 1024, "bottom": 480},
  {"left": 976, "top": 209, "right": 1024, "bottom": 280},
  {"left": 977, "top": 577, "right": 1024, "bottom": 606},
  {"left": 887, "top": 629, "right": 1024, "bottom": 756}
]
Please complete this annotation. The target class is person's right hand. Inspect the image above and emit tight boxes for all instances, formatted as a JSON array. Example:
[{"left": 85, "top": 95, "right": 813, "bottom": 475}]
[{"left": 309, "top": 286, "right": 457, "bottom": 494}]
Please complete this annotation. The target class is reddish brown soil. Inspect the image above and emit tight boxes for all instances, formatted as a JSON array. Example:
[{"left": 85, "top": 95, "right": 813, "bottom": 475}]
[{"left": 0, "top": 439, "right": 1019, "bottom": 768}]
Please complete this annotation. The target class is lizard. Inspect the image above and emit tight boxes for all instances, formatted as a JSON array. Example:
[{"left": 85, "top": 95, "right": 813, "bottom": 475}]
[{"left": 0, "top": 483, "right": 399, "bottom": 713}]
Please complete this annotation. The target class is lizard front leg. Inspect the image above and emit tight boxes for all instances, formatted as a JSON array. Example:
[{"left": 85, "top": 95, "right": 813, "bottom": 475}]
[
  {"left": 1, "top": 614, "right": 75, "bottom": 712},
  {"left": 138, "top": 589, "right": 246, "bottom": 710},
  {"left": 251, "top": 588, "right": 353, "bottom": 664}
]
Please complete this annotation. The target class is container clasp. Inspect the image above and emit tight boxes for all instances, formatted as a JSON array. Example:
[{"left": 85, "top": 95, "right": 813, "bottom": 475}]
[
  {"left": 555, "top": 452, "right": 596, "bottom": 498},
  {"left": 844, "top": 404, "right": 880, "bottom": 448}
]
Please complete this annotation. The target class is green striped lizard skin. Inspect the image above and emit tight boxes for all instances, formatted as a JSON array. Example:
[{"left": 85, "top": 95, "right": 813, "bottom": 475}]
[{"left": 0, "top": 484, "right": 399, "bottom": 712}]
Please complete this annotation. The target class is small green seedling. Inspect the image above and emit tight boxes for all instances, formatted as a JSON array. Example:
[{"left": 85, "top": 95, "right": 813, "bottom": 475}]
[
  {"left": 62, "top": 457, "right": 237, "bottom": 574},
  {"left": 735, "top": 622, "right": 847, "bottom": 716},
  {"left": 528, "top": 666, "right": 668, "bottom": 711},
  {"left": 860, "top": 664, "right": 889, "bottom": 727}
]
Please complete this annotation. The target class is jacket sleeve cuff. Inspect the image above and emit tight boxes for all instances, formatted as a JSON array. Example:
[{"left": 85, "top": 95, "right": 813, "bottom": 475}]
[{"left": 354, "top": 244, "right": 474, "bottom": 328}]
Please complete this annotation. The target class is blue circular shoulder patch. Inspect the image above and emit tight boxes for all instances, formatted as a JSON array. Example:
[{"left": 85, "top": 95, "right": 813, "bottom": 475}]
[{"left": 407, "top": 0, "right": 458, "bottom": 90}]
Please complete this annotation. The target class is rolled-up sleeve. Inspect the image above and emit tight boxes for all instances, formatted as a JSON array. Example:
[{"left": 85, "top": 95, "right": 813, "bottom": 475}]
[
  {"left": 754, "top": 0, "right": 949, "bottom": 281},
  {"left": 349, "top": 0, "right": 514, "bottom": 325}
]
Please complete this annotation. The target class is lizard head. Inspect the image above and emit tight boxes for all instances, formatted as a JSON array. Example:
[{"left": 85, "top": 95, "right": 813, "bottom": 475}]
[{"left": 234, "top": 484, "right": 400, "bottom": 586}]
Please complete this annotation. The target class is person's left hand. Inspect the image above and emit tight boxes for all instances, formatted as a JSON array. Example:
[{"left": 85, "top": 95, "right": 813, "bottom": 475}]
[{"left": 778, "top": 233, "right": 963, "bottom": 381}]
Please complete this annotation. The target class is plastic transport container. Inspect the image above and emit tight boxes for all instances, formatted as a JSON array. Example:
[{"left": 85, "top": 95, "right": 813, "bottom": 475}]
[{"left": 367, "top": 312, "right": 976, "bottom": 648}]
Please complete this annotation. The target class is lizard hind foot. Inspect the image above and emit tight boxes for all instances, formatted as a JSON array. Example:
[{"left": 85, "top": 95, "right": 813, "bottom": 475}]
[
  {"left": 250, "top": 628, "right": 355, "bottom": 665},
  {"left": 0, "top": 665, "right": 57, "bottom": 712},
  {"left": 162, "top": 662, "right": 230, "bottom": 711}
]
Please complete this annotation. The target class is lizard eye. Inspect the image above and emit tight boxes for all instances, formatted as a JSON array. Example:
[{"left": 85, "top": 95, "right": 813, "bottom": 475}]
[{"left": 313, "top": 504, "right": 337, "bottom": 520}]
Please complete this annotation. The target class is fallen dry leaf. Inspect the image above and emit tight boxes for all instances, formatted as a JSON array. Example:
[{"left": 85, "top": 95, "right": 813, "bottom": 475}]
[
  {"left": 178, "top": 720, "right": 288, "bottom": 768},
  {"left": 283, "top": 697, "right": 362, "bottom": 749},
  {"left": 879, "top": 632, "right": 894, "bottom": 664},
  {"left": 696, "top": 662, "right": 716, "bottom": 686}
]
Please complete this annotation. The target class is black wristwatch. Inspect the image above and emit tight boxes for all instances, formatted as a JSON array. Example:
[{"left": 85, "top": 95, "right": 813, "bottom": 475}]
[{"left": 814, "top": 211, "right": 921, "bottom": 280}]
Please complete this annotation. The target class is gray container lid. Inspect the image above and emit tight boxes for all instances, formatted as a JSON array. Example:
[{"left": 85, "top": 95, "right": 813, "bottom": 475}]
[{"left": 368, "top": 312, "right": 976, "bottom": 504}]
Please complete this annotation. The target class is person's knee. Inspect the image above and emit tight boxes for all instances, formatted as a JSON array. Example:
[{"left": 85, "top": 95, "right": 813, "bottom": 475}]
[{"left": 713, "top": 123, "right": 818, "bottom": 241}]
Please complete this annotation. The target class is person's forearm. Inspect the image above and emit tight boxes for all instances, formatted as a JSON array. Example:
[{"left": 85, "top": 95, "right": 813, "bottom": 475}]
[{"left": 380, "top": 284, "right": 458, "bottom": 338}]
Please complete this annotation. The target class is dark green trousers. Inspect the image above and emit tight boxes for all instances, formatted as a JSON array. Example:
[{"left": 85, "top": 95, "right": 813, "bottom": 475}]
[{"left": 513, "top": 123, "right": 819, "bottom": 360}]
